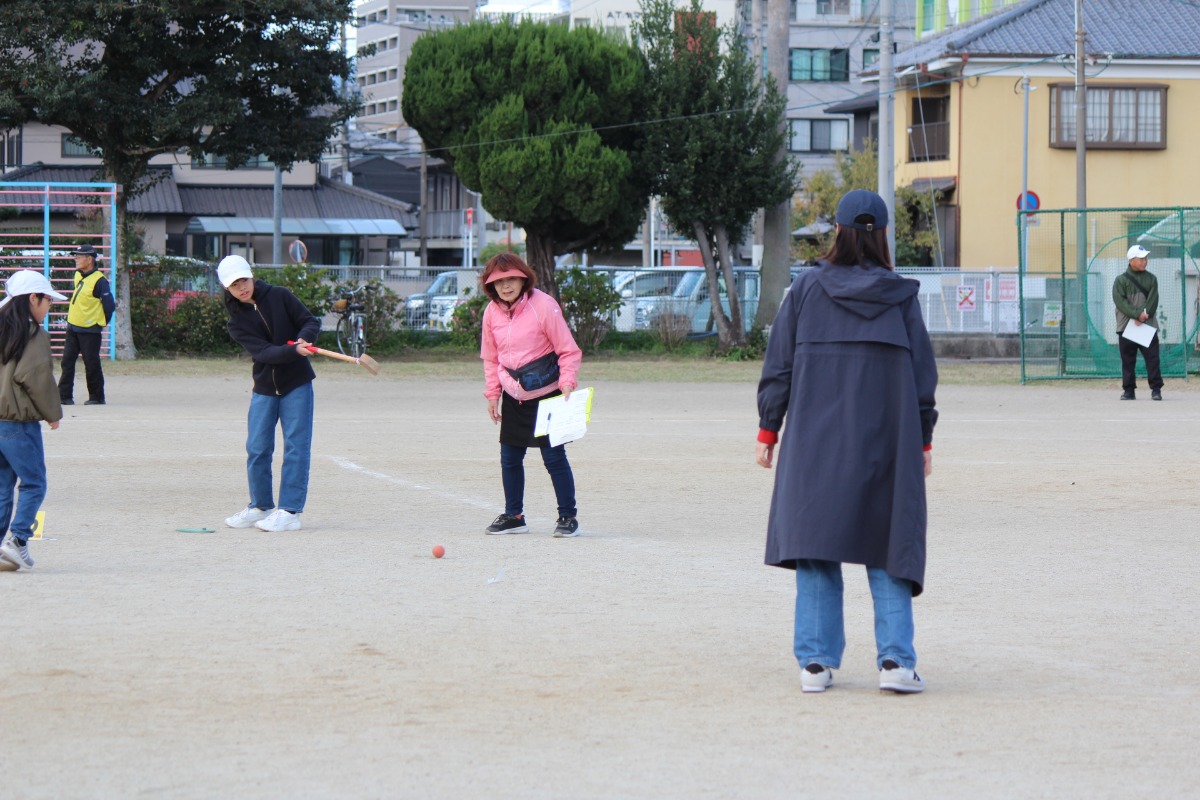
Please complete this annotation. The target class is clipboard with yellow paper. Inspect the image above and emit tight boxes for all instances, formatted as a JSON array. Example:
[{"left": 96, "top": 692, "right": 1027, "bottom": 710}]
[{"left": 534, "top": 387, "right": 594, "bottom": 447}]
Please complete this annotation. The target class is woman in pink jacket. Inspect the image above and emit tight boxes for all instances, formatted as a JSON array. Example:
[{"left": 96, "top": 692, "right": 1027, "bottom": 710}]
[{"left": 479, "top": 253, "right": 583, "bottom": 537}]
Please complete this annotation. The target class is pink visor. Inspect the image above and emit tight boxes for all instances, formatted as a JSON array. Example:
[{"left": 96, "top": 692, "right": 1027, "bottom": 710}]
[{"left": 485, "top": 267, "right": 527, "bottom": 284}]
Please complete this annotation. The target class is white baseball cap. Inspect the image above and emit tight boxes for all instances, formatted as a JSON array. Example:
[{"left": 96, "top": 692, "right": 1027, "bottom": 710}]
[
  {"left": 1127, "top": 244, "right": 1150, "bottom": 260},
  {"left": 217, "top": 254, "right": 254, "bottom": 288},
  {"left": 0, "top": 270, "right": 68, "bottom": 309}
]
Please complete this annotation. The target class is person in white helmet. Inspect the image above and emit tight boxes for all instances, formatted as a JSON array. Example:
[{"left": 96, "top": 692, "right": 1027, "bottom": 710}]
[
  {"left": 216, "top": 255, "right": 319, "bottom": 533},
  {"left": 0, "top": 271, "right": 67, "bottom": 571}
]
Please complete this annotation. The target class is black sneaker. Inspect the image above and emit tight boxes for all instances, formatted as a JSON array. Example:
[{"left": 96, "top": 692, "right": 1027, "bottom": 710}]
[
  {"left": 61, "top": 398, "right": 74, "bottom": 405},
  {"left": 485, "top": 514, "right": 529, "bottom": 535},
  {"left": 1152, "top": 389, "right": 1163, "bottom": 401},
  {"left": 552, "top": 516, "right": 580, "bottom": 538},
  {"left": 85, "top": 399, "right": 106, "bottom": 405},
  {"left": 1120, "top": 391, "right": 1135, "bottom": 400}
]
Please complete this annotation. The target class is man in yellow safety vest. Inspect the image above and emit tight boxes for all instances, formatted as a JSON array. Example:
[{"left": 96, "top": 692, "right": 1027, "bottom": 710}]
[{"left": 58, "top": 244, "right": 116, "bottom": 406}]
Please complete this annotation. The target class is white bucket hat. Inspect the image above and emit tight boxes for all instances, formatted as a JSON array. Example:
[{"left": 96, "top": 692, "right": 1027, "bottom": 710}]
[
  {"left": 0, "top": 270, "right": 68, "bottom": 309},
  {"left": 217, "top": 255, "right": 254, "bottom": 288}
]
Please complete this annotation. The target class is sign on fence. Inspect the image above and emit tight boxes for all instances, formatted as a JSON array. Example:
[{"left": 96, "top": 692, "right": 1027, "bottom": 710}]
[
  {"left": 984, "top": 275, "right": 1018, "bottom": 303},
  {"left": 956, "top": 285, "right": 976, "bottom": 311}
]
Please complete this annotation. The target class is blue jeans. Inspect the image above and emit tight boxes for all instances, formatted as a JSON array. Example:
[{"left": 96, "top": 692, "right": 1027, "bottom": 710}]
[
  {"left": 794, "top": 559, "right": 917, "bottom": 671},
  {"left": 500, "top": 443, "right": 576, "bottom": 518},
  {"left": 246, "top": 383, "right": 313, "bottom": 514},
  {"left": 0, "top": 421, "right": 48, "bottom": 545}
]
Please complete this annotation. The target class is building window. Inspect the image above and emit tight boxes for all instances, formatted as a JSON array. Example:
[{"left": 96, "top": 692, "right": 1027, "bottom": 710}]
[
  {"left": 790, "top": 49, "right": 850, "bottom": 82},
  {"left": 191, "top": 153, "right": 273, "bottom": 169},
  {"left": 908, "top": 96, "right": 950, "bottom": 162},
  {"left": 1, "top": 128, "right": 21, "bottom": 171},
  {"left": 862, "top": 48, "right": 880, "bottom": 70},
  {"left": 789, "top": 119, "right": 849, "bottom": 152},
  {"left": 817, "top": 0, "right": 850, "bottom": 14},
  {"left": 919, "top": 0, "right": 935, "bottom": 34},
  {"left": 62, "top": 134, "right": 96, "bottom": 158},
  {"left": 1049, "top": 84, "right": 1167, "bottom": 149}
]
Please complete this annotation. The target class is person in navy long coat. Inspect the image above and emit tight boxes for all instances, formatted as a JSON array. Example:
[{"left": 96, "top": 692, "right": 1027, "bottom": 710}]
[{"left": 756, "top": 190, "right": 938, "bottom": 695}]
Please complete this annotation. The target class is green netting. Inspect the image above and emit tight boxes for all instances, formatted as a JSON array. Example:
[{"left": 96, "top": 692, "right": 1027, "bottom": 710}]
[{"left": 1019, "top": 207, "right": 1200, "bottom": 381}]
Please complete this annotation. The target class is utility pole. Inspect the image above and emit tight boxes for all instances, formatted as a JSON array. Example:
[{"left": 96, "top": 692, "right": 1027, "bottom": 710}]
[
  {"left": 1020, "top": 76, "right": 1032, "bottom": 276},
  {"left": 272, "top": 166, "right": 283, "bottom": 265},
  {"left": 878, "top": 0, "right": 896, "bottom": 260},
  {"left": 340, "top": 21, "right": 351, "bottom": 183},
  {"left": 1073, "top": 0, "right": 1088, "bottom": 280},
  {"left": 419, "top": 145, "right": 428, "bottom": 267},
  {"left": 749, "top": 0, "right": 765, "bottom": 266},
  {"left": 756, "top": 0, "right": 792, "bottom": 329}
]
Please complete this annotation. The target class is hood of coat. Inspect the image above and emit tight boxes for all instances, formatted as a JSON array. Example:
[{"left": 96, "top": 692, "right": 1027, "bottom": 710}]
[{"left": 814, "top": 262, "right": 918, "bottom": 320}]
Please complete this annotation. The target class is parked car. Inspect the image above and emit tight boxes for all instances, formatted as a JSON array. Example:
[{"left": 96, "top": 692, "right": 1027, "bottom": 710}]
[
  {"left": 635, "top": 268, "right": 761, "bottom": 334},
  {"left": 612, "top": 270, "right": 682, "bottom": 332},
  {"left": 404, "top": 271, "right": 459, "bottom": 328}
]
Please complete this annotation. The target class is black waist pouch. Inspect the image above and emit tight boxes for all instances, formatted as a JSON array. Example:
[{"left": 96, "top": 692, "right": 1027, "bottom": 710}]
[{"left": 506, "top": 351, "right": 560, "bottom": 392}]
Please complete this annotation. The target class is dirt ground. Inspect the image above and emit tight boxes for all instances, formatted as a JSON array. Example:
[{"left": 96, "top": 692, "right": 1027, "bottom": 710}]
[{"left": 1, "top": 359, "right": 1196, "bottom": 799}]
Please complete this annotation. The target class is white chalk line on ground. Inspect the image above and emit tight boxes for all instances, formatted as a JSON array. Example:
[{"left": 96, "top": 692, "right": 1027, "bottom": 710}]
[{"left": 329, "top": 455, "right": 493, "bottom": 510}]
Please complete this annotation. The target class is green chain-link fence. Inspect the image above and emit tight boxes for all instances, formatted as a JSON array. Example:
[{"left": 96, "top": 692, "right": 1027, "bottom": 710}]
[{"left": 1019, "top": 207, "right": 1200, "bottom": 381}]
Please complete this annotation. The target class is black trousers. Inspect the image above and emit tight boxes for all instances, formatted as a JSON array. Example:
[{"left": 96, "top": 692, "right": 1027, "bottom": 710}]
[
  {"left": 1118, "top": 330, "right": 1163, "bottom": 392},
  {"left": 59, "top": 328, "right": 105, "bottom": 402}
]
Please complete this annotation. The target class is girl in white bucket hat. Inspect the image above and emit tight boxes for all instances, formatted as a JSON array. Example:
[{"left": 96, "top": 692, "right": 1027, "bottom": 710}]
[{"left": 0, "top": 270, "right": 67, "bottom": 571}]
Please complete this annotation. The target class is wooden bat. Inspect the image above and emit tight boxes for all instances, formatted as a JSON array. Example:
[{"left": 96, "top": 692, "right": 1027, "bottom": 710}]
[{"left": 289, "top": 341, "right": 380, "bottom": 375}]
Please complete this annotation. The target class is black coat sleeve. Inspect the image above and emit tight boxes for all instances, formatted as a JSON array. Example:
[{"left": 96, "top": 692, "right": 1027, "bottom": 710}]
[
  {"left": 902, "top": 295, "right": 938, "bottom": 446},
  {"left": 757, "top": 280, "right": 801, "bottom": 432},
  {"left": 93, "top": 275, "right": 116, "bottom": 323},
  {"left": 226, "top": 289, "right": 320, "bottom": 365},
  {"left": 284, "top": 289, "right": 321, "bottom": 344}
]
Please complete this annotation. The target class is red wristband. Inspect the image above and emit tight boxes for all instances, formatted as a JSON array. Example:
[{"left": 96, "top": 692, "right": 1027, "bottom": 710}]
[
  {"left": 923, "top": 444, "right": 932, "bottom": 452},
  {"left": 757, "top": 429, "right": 778, "bottom": 445}
]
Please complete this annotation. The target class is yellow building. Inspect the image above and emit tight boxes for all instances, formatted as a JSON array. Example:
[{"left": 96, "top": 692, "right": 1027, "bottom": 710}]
[{"left": 888, "top": 0, "right": 1200, "bottom": 268}]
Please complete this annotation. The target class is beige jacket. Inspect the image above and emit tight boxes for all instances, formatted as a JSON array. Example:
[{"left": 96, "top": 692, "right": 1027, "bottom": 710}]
[{"left": 0, "top": 325, "right": 63, "bottom": 423}]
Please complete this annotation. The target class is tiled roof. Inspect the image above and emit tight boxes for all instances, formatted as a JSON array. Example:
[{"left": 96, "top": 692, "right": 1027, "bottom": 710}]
[
  {"left": 0, "top": 164, "right": 182, "bottom": 214},
  {"left": 0, "top": 165, "right": 415, "bottom": 227},
  {"left": 177, "top": 179, "right": 415, "bottom": 227},
  {"left": 896, "top": 0, "right": 1200, "bottom": 68},
  {"left": 823, "top": 90, "right": 879, "bottom": 114}
]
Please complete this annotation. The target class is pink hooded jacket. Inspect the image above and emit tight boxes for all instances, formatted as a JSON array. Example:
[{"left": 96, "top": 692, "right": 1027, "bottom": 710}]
[{"left": 481, "top": 288, "right": 582, "bottom": 402}]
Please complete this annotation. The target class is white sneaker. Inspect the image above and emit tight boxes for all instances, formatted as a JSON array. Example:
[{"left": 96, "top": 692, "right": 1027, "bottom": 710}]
[
  {"left": 879, "top": 660, "right": 925, "bottom": 694},
  {"left": 0, "top": 534, "right": 33, "bottom": 570},
  {"left": 255, "top": 509, "right": 302, "bottom": 532},
  {"left": 800, "top": 664, "right": 833, "bottom": 693},
  {"left": 225, "top": 506, "right": 270, "bottom": 529}
]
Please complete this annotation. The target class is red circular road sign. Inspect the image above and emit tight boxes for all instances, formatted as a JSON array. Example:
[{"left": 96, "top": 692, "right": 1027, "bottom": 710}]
[
  {"left": 1017, "top": 191, "right": 1040, "bottom": 212},
  {"left": 288, "top": 239, "right": 308, "bottom": 263}
]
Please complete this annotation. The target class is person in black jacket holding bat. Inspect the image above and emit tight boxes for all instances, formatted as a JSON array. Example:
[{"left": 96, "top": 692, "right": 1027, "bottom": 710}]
[
  {"left": 1113, "top": 244, "right": 1163, "bottom": 401},
  {"left": 218, "top": 255, "right": 320, "bottom": 532}
]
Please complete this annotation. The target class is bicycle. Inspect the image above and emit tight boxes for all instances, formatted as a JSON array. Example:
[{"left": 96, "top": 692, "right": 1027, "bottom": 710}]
[{"left": 332, "top": 286, "right": 367, "bottom": 358}]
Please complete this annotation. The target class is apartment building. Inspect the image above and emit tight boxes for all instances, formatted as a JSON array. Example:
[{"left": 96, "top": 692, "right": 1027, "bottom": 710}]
[{"left": 742, "top": 0, "right": 916, "bottom": 181}]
